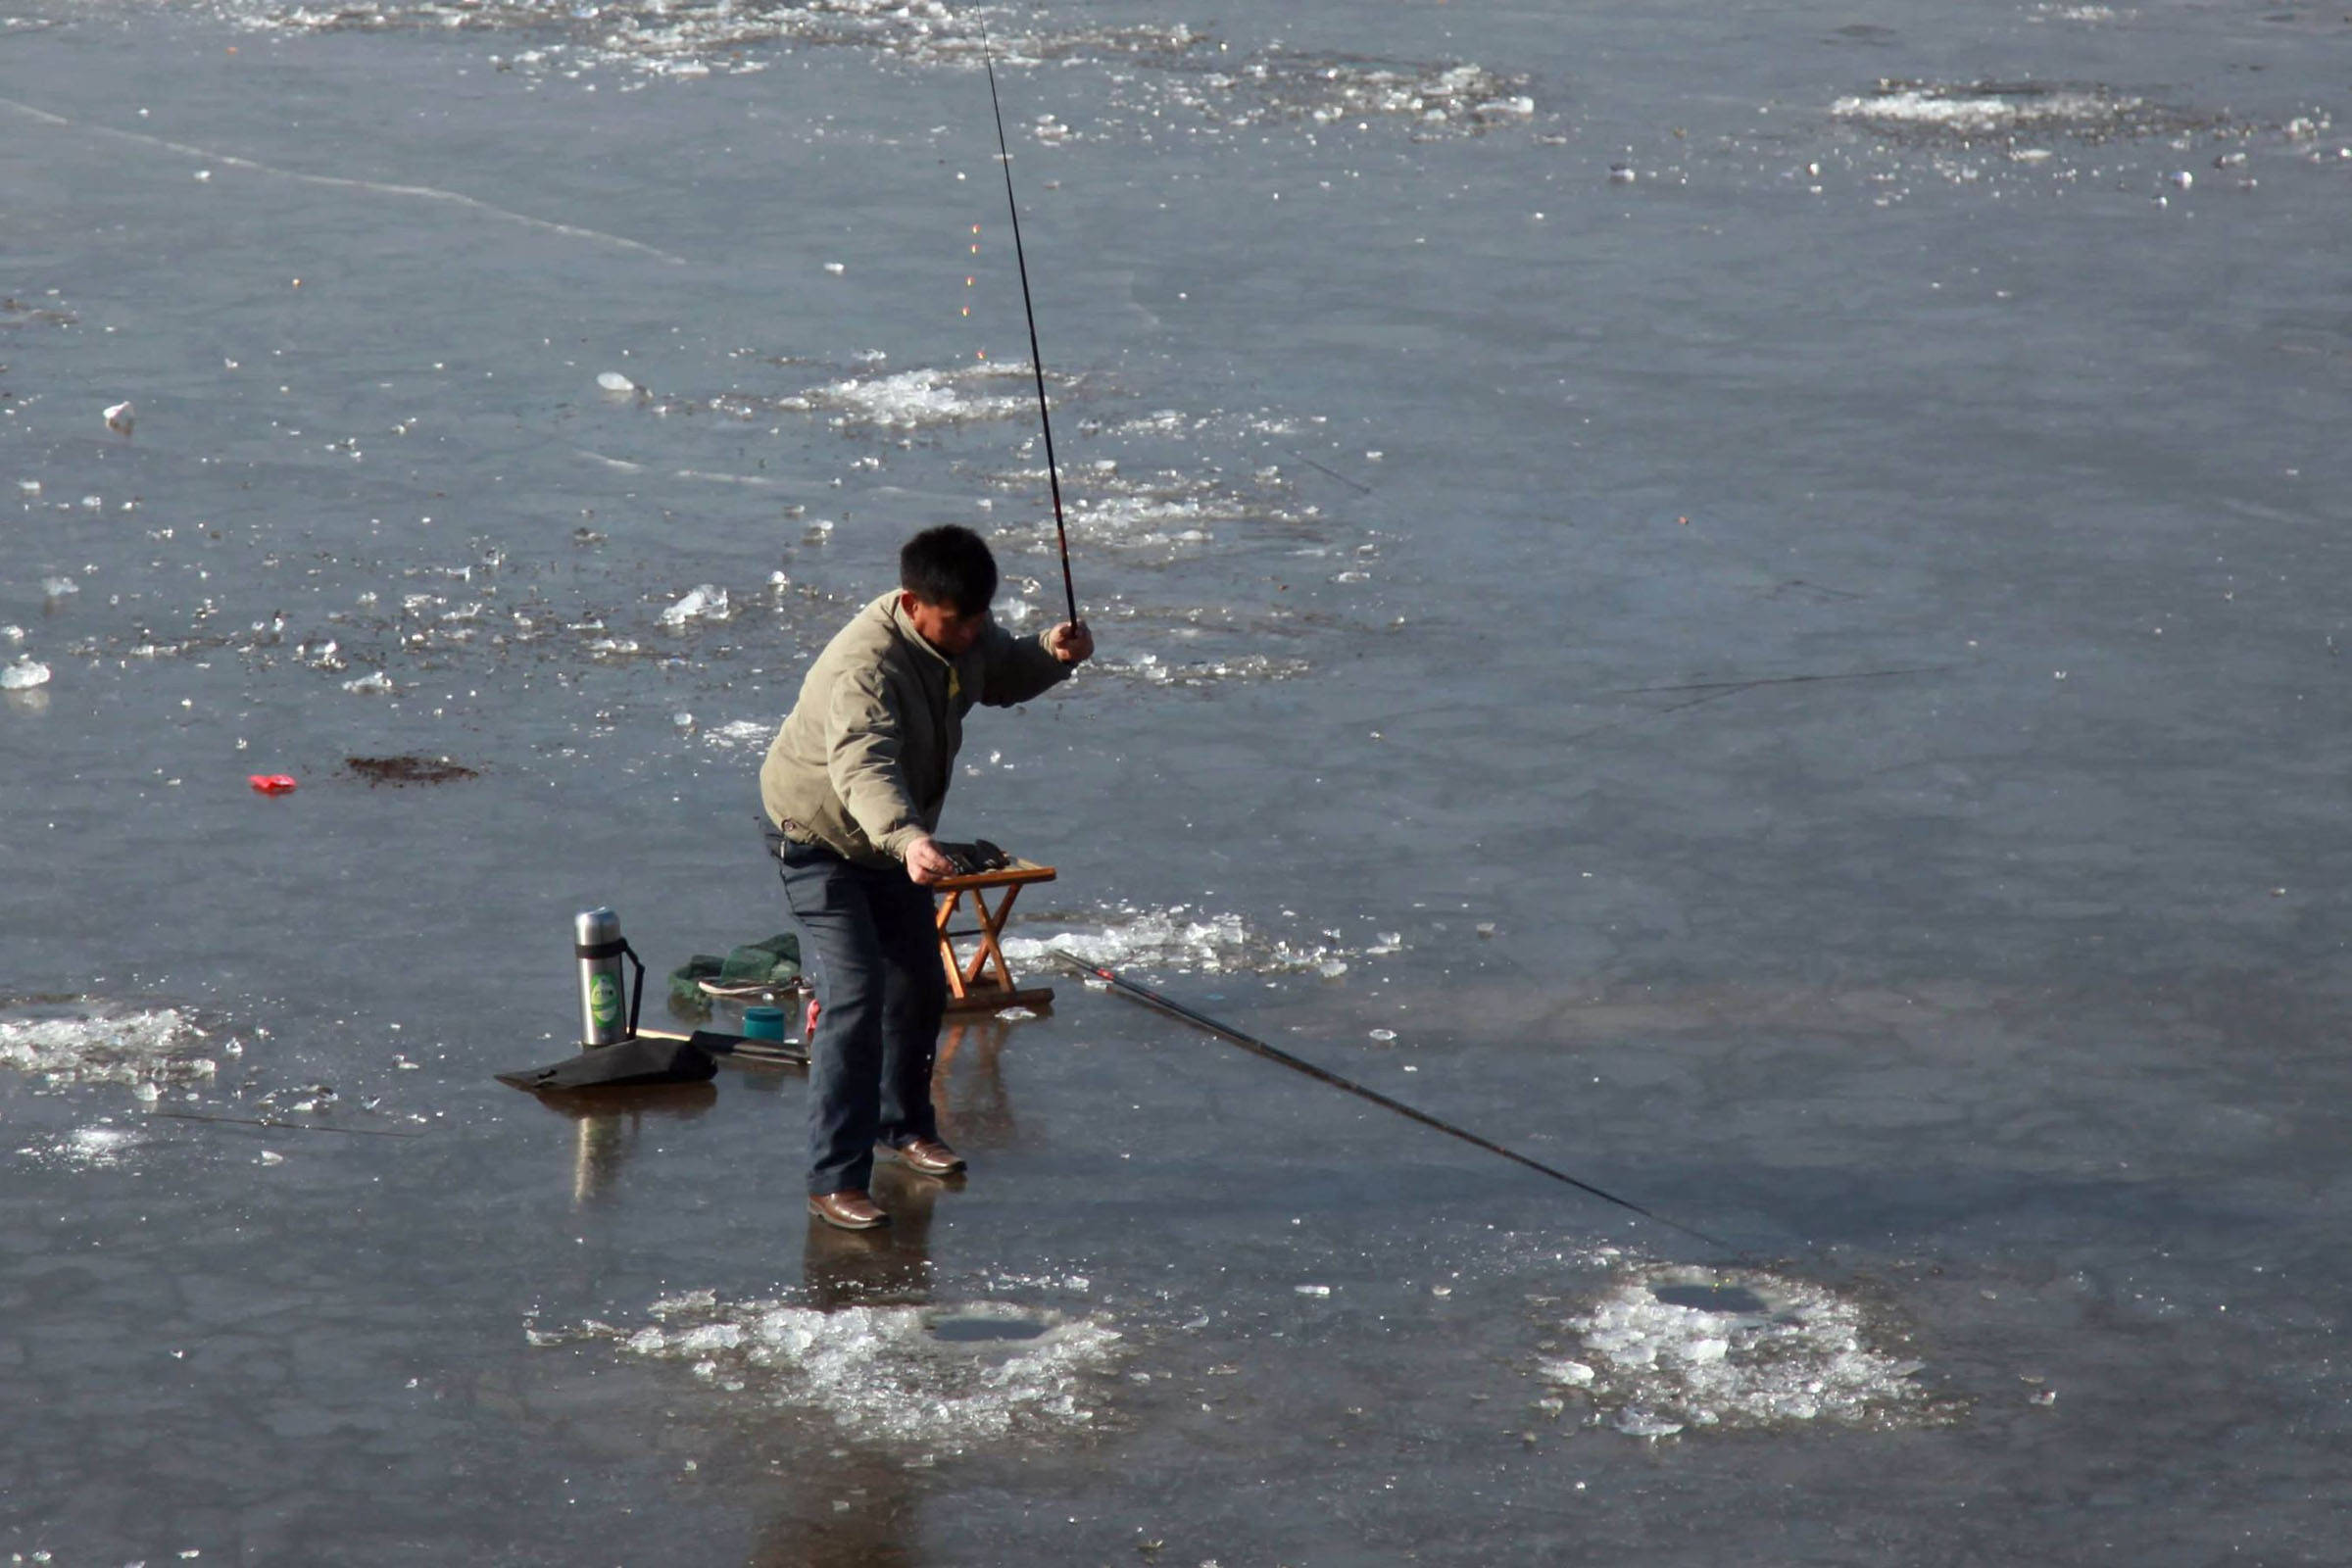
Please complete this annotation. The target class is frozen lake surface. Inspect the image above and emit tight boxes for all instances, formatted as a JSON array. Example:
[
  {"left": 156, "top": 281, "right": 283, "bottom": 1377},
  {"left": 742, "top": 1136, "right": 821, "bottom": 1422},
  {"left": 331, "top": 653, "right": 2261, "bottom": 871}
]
[{"left": 4, "top": 0, "right": 2350, "bottom": 1561}]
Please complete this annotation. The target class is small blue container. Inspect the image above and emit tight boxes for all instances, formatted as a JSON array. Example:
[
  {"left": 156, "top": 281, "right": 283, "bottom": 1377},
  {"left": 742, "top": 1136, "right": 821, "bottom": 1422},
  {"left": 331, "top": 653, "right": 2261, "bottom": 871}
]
[{"left": 741, "top": 1005, "right": 787, "bottom": 1042}]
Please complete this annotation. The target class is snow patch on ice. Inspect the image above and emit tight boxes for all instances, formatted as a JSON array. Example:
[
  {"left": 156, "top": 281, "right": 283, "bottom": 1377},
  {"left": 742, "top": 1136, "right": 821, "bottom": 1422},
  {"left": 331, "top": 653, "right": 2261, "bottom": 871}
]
[
  {"left": 812, "top": 366, "right": 1030, "bottom": 430},
  {"left": 1832, "top": 80, "right": 2211, "bottom": 142},
  {"left": 1836, "top": 87, "right": 2131, "bottom": 133},
  {"left": 701, "top": 718, "right": 775, "bottom": 750},
  {"left": 1090, "top": 651, "right": 1312, "bottom": 688},
  {"left": 206, "top": 0, "right": 983, "bottom": 77},
  {"left": 197, "top": 3, "right": 1533, "bottom": 145},
  {"left": 1546, "top": 1265, "right": 1939, "bottom": 1436},
  {"left": 991, "top": 461, "right": 1309, "bottom": 564},
  {"left": 1002, "top": 903, "right": 1348, "bottom": 977},
  {"left": 0, "top": 1004, "right": 221, "bottom": 1093},
  {"left": 549, "top": 1294, "right": 1120, "bottom": 1450}
]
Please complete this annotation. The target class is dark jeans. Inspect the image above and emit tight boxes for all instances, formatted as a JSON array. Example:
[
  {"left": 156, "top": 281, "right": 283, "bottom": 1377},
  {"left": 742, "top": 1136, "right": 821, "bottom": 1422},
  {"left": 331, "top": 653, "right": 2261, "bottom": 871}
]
[{"left": 774, "top": 840, "right": 948, "bottom": 1196}]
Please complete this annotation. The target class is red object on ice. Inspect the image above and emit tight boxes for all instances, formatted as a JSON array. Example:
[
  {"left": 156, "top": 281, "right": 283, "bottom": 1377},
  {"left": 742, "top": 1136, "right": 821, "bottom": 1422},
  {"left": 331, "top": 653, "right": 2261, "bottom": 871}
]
[{"left": 248, "top": 774, "right": 298, "bottom": 795}]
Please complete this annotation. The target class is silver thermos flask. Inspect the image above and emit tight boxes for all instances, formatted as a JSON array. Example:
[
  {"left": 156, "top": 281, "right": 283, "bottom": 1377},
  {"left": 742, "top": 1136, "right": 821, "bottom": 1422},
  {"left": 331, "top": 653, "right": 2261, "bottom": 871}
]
[{"left": 574, "top": 906, "right": 633, "bottom": 1048}]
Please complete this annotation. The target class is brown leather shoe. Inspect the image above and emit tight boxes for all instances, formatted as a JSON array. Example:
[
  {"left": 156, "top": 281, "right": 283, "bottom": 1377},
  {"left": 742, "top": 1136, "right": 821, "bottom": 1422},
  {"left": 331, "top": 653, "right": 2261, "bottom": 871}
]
[
  {"left": 880, "top": 1137, "right": 966, "bottom": 1177},
  {"left": 808, "top": 1190, "right": 889, "bottom": 1230}
]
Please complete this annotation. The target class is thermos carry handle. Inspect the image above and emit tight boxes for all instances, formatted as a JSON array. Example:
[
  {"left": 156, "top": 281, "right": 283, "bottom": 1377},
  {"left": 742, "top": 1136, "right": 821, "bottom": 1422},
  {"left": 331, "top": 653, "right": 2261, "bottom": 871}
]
[{"left": 623, "top": 940, "right": 645, "bottom": 1038}]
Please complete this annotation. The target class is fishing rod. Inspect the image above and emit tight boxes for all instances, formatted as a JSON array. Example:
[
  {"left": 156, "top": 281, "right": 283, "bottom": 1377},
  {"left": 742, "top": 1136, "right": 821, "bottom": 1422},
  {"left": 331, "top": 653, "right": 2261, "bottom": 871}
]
[
  {"left": 1055, "top": 953, "right": 1733, "bottom": 1251},
  {"left": 975, "top": 14, "right": 1080, "bottom": 628},
  {"left": 143, "top": 1108, "right": 426, "bottom": 1140}
]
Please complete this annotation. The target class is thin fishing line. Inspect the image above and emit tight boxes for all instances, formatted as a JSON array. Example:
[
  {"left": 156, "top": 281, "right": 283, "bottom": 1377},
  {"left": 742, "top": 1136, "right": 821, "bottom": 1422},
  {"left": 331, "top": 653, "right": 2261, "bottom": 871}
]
[
  {"left": 1055, "top": 953, "right": 1734, "bottom": 1251},
  {"left": 975, "top": 14, "right": 1079, "bottom": 626}
]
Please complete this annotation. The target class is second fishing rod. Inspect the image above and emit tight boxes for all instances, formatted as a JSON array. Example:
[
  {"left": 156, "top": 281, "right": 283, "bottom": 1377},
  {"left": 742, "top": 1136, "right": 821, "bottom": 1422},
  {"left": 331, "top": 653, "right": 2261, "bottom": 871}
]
[{"left": 1058, "top": 953, "right": 1740, "bottom": 1253}]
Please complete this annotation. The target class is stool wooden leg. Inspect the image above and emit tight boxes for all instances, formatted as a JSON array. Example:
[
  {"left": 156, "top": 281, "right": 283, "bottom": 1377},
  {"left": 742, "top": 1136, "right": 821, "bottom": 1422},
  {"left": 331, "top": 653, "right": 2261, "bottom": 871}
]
[
  {"left": 972, "top": 883, "right": 1025, "bottom": 998},
  {"left": 935, "top": 888, "right": 974, "bottom": 1003}
]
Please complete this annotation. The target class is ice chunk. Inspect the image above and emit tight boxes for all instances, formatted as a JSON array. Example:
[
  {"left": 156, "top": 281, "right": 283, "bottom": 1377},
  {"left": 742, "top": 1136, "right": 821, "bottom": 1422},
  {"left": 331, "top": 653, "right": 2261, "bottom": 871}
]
[
  {"left": 1539, "top": 1357, "right": 1595, "bottom": 1387},
  {"left": 104, "top": 400, "right": 134, "bottom": 437},
  {"left": 597, "top": 371, "right": 637, "bottom": 393},
  {"left": 661, "top": 584, "right": 731, "bottom": 627},
  {"left": 1614, "top": 1407, "right": 1685, "bottom": 1438},
  {"left": 341, "top": 671, "right": 396, "bottom": 695},
  {"left": 2, "top": 658, "right": 49, "bottom": 690},
  {"left": 41, "top": 576, "right": 77, "bottom": 599},
  {"left": 674, "top": 1323, "right": 745, "bottom": 1354}
]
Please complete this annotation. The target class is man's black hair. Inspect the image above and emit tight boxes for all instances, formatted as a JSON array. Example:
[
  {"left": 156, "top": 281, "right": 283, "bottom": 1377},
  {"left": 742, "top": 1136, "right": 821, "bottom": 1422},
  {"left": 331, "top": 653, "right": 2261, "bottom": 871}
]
[{"left": 900, "top": 524, "right": 999, "bottom": 615}]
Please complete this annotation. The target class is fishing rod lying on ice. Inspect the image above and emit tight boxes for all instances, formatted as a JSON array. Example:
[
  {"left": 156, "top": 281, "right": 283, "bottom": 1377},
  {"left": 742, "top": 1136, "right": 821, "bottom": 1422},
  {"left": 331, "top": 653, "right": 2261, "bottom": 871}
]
[{"left": 1054, "top": 952, "right": 1734, "bottom": 1252}]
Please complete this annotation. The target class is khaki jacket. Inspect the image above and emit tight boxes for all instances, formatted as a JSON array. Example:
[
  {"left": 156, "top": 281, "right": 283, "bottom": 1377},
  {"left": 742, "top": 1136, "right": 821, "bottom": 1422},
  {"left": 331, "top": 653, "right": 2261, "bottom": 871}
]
[{"left": 760, "top": 591, "right": 1071, "bottom": 866}]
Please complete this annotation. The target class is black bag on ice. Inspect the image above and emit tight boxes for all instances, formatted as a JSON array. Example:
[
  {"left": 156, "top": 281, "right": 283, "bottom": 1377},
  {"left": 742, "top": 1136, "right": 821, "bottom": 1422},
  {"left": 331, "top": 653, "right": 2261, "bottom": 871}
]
[{"left": 496, "top": 1035, "right": 718, "bottom": 1093}]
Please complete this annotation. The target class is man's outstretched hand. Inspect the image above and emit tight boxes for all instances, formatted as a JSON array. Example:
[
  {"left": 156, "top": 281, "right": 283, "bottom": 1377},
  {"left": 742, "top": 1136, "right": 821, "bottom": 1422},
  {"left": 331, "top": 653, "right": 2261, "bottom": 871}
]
[
  {"left": 1047, "top": 620, "right": 1094, "bottom": 665},
  {"left": 904, "top": 834, "right": 957, "bottom": 886}
]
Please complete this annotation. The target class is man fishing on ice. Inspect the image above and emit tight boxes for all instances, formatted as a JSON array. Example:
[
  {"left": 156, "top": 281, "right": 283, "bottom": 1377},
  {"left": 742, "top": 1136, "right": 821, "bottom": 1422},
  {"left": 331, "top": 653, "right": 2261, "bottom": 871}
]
[{"left": 761, "top": 524, "right": 1093, "bottom": 1231}]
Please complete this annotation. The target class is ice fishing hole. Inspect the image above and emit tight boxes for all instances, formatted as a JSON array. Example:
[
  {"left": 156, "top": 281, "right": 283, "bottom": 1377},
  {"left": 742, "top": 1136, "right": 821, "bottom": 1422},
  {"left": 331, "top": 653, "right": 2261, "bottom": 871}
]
[
  {"left": 1648, "top": 1282, "right": 1772, "bottom": 1315},
  {"left": 926, "top": 1313, "right": 1053, "bottom": 1344}
]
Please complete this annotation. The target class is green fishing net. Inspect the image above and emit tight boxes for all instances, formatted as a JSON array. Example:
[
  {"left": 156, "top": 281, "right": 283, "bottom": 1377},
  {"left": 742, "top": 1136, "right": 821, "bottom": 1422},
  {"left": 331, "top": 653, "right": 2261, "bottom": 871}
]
[{"left": 665, "top": 933, "right": 803, "bottom": 1017}]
